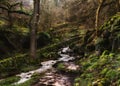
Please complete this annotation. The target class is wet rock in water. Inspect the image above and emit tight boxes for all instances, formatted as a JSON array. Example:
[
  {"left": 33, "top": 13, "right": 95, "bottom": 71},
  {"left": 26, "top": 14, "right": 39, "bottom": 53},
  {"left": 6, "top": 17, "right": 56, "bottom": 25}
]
[
  {"left": 55, "top": 61, "right": 80, "bottom": 75},
  {"left": 58, "top": 54, "right": 74, "bottom": 62},
  {"left": 61, "top": 46, "right": 72, "bottom": 54},
  {"left": 33, "top": 68, "right": 72, "bottom": 86},
  {"left": 67, "top": 63, "right": 79, "bottom": 71}
]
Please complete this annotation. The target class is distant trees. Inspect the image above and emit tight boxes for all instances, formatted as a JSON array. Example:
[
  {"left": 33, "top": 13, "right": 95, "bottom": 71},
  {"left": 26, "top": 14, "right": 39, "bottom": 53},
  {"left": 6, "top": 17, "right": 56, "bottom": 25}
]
[
  {"left": 0, "top": 1, "right": 30, "bottom": 28},
  {"left": 0, "top": 1, "right": 31, "bottom": 54},
  {"left": 30, "top": 0, "right": 40, "bottom": 58}
]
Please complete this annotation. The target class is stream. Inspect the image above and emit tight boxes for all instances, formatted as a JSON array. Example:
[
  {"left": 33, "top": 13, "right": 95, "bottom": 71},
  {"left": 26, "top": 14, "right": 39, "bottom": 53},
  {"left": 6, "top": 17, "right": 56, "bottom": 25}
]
[{"left": 14, "top": 47, "right": 79, "bottom": 86}]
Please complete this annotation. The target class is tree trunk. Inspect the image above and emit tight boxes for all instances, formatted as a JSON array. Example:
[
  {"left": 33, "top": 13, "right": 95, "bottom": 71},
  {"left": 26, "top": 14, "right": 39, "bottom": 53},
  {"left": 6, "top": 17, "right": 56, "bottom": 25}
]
[
  {"left": 116, "top": 0, "right": 120, "bottom": 12},
  {"left": 95, "top": 0, "right": 104, "bottom": 36},
  {"left": 8, "top": 11, "right": 13, "bottom": 28},
  {"left": 30, "top": 0, "right": 40, "bottom": 58}
]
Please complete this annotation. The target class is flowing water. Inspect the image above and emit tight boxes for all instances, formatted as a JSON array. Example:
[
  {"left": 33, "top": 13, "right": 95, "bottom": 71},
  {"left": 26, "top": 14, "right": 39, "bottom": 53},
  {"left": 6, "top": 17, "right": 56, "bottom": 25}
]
[{"left": 14, "top": 47, "right": 79, "bottom": 86}]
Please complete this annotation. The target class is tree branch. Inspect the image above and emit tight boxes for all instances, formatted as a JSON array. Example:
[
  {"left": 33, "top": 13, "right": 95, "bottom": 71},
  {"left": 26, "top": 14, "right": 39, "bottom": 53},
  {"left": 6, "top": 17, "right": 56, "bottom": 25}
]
[
  {"left": 0, "top": 6, "right": 31, "bottom": 16},
  {"left": 0, "top": 6, "right": 8, "bottom": 11},
  {"left": 11, "top": 2, "right": 20, "bottom": 8},
  {"left": 10, "top": 10, "right": 31, "bottom": 16}
]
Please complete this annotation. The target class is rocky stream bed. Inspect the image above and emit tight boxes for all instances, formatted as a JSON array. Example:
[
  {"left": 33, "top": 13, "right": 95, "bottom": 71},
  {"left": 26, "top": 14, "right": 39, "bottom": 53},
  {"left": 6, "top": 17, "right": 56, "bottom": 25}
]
[{"left": 12, "top": 47, "right": 80, "bottom": 86}]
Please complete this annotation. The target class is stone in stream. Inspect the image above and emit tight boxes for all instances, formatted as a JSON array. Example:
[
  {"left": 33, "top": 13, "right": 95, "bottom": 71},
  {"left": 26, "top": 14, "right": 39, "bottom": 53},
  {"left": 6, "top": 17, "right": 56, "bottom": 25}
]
[
  {"left": 66, "top": 62, "right": 79, "bottom": 71},
  {"left": 61, "top": 46, "right": 72, "bottom": 54},
  {"left": 58, "top": 47, "right": 75, "bottom": 62},
  {"left": 37, "top": 72, "right": 72, "bottom": 86},
  {"left": 58, "top": 54, "right": 74, "bottom": 62},
  {"left": 14, "top": 47, "right": 76, "bottom": 85}
]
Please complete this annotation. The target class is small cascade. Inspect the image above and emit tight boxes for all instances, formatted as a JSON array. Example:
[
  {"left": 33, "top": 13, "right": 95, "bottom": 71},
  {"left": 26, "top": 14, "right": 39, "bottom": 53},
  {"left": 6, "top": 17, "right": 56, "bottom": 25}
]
[{"left": 14, "top": 47, "right": 78, "bottom": 85}]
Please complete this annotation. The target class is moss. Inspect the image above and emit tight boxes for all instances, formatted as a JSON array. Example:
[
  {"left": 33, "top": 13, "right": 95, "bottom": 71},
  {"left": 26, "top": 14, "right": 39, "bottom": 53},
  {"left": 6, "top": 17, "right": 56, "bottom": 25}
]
[
  {"left": 16, "top": 79, "right": 34, "bottom": 86},
  {"left": 74, "top": 78, "right": 81, "bottom": 86},
  {"left": 89, "top": 55, "right": 99, "bottom": 62},
  {"left": 80, "top": 73, "right": 93, "bottom": 79},
  {"left": 12, "top": 25, "right": 29, "bottom": 35},
  {"left": 92, "top": 78, "right": 110, "bottom": 86},
  {"left": 40, "top": 52, "right": 58, "bottom": 60},
  {"left": 0, "top": 20, "right": 5, "bottom": 27},
  {"left": 95, "top": 37, "right": 104, "bottom": 45},
  {"left": 79, "top": 29, "right": 87, "bottom": 36},
  {"left": 99, "top": 58, "right": 108, "bottom": 66},
  {"left": 57, "top": 63, "right": 65, "bottom": 71},
  {"left": 74, "top": 82, "right": 80, "bottom": 86},
  {"left": 100, "top": 13, "right": 120, "bottom": 31},
  {"left": 0, "top": 76, "right": 20, "bottom": 86},
  {"left": 74, "top": 78, "right": 92, "bottom": 86},
  {"left": 20, "top": 65, "right": 40, "bottom": 72},
  {"left": 16, "top": 73, "right": 44, "bottom": 86},
  {"left": 81, "top": 62, "right": 91, "bottom": 71},
  {"left": 73, "top": 14, "right": 120, "bottom": 86},
  {"left": 116, "top": 79, "right": 120, "bottom": 85},
  {"left": 74, "top": 51, "right": 120, "bottom": 85},
  {"left": 100, "top": 68, "right": 109, "bottom": 76},
  {"left": 87, "top": 62, "right": 99, "bottom": 71},
  {"left": 105, "top": 69, "right": 117, "bottom": 80},
  {"left": 102, "top": 78, "right": 111, "bottom": 86}
]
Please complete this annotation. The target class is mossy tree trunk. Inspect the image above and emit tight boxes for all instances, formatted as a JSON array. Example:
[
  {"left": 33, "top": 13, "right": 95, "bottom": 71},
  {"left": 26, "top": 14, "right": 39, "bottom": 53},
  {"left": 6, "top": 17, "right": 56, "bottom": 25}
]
[{"left": 30, "top": 0, "right": 40, "bottom": 58}]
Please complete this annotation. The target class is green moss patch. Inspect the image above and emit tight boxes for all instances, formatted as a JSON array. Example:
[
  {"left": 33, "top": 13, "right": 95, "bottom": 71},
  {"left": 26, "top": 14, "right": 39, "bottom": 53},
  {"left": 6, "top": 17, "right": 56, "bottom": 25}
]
[{"left": 0, "top": 76, "right": 20, "bottom": 86}]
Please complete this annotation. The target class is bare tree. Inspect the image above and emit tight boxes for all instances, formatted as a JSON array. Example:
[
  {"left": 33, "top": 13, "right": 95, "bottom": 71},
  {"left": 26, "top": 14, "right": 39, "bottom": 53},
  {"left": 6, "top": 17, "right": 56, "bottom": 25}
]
[
  {"left": 0, "top": 1, "right": 29, "bottom": 28},
  {"left": 30, "top": 0, "right": 40, "bottom": 58}
]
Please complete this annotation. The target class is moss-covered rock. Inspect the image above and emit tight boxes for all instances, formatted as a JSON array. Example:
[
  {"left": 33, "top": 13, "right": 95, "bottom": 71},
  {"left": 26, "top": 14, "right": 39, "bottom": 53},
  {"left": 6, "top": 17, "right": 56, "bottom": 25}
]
[
  {"left": 0, "top": 76, "right": 20, "bottom": 86},
  {"left": 74, "top": 48, "right": 120, "bottom": 85}
]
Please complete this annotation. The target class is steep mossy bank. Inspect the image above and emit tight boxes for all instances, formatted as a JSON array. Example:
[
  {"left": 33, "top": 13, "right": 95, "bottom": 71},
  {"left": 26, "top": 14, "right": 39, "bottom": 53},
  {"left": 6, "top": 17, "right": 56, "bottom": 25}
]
[
  {"left": 74, "top": 52, "right": 120, "bottom": 86},
  {"left": 73, "top": 13, "right": 120, "bottom": 86}
]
